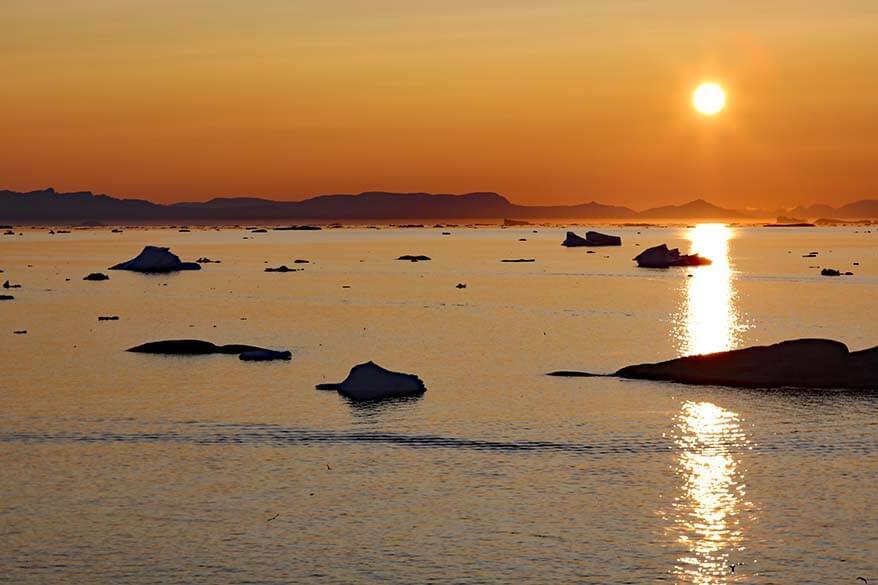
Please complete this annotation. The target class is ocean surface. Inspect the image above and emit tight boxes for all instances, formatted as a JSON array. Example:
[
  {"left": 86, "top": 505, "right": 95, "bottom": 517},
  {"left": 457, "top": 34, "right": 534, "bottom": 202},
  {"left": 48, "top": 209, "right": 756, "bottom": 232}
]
[{"left": 1, "top": 224, "right": 876, "bottom": 584}]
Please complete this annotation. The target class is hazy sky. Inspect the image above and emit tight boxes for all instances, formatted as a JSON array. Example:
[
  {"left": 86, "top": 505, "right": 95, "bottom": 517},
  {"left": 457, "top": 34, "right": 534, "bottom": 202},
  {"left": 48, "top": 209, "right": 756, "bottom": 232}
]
[{"left": 2, "top": 1, "right": 876, "bottom": 208}]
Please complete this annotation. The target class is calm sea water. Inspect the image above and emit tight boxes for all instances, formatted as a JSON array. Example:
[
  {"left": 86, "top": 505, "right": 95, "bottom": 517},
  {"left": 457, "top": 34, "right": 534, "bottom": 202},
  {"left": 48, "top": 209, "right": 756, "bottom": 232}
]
[{"left": 1, "top": 224, "right": 876, "bottom": 584}]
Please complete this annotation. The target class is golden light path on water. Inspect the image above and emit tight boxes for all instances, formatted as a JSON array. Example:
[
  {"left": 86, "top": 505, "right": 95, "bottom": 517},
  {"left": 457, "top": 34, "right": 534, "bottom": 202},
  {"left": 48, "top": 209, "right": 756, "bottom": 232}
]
[
  {"left": 669, "top": 401, "right": 751, "bottom": 584},
  {"left": 675, "top": 224, "right": 744, "bottom": 356},
  {"left": 667, "top": 226, "right": 752, "bottom": 581}
]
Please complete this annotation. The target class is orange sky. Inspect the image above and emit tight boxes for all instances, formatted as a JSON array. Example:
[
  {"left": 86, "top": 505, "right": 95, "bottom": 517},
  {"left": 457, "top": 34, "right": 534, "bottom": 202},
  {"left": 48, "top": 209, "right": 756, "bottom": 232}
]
[{"left": 2, "top": 1, "right": 876, "bottom": 208}]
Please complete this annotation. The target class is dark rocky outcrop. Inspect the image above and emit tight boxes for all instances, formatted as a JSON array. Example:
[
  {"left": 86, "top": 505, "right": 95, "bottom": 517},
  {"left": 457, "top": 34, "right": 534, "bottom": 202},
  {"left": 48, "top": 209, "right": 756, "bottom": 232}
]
[
  {"left": 239, "top": 349, "right": 292, "bottom": 361},
  {"left": 98, "top": 315, "right": 120, "bottom": 321},
  {"left": 265, "top": 265, "right": 302, "bottom": 272},
  {"left": 0, "top": 295, "right": 14, "bottom": 300},
  {"left": 634, "top": 244, "right": 711, "bottom": 268},
  {"left": 501, "top": 258, "right": 535, "bottom": 263},
  {"left": 110, "top": 246, "right": 201, "bottom": 273},
  {"left": 83, "top": 272, "right": 109, "bottom": 281},
  {"left": 397, "top": 255, "right": 431, "bottom": 262},
  {"left": 614, "top": 339, "right": 878, "bottom": 389},
  {"left": 196, "top": 257, "right": 220, "bottom": 264},
  {"left": 128, "top": 339, "right": 289, "bottom": 358},
  {"left": 316, "top": 361, "right": 426, "bottom": 401},
  {"left": 820, "top": 268, "right": 853, "bottom": 277},
  {"left": 562, "top": 230, "right": 622, "bottom": 247}
]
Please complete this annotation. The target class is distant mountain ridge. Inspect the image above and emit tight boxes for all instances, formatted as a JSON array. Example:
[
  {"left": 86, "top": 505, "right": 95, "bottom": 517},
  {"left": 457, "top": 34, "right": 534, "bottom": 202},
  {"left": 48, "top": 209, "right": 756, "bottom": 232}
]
[
  {"left": 639, "top": 198, "right": 748, "bottom": 219},
  {"left": 789, "top": 200, "right": 878, "bottom": 219},
  {"left": 1, "top": 187, "right": 876, "bottom": 222}
]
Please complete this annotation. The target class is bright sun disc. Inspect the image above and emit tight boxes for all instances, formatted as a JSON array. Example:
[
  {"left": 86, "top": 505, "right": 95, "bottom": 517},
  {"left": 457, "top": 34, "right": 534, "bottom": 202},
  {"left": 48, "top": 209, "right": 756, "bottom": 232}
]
[{"left": 692, "top": 82, "right": 726, "bottom": 116}]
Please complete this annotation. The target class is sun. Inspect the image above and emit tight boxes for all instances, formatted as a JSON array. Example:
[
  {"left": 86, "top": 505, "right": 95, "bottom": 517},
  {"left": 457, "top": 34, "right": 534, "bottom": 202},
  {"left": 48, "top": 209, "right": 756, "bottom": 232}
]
[{"left": 692, "top": 82, "right": 726, "bottom": 116}]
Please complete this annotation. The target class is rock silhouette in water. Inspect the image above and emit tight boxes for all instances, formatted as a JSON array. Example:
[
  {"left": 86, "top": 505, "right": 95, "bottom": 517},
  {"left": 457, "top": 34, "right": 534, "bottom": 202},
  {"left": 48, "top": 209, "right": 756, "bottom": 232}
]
[
  {"left": 614, "top": 339, "right": 878, "bottom": 389},
  {"left": 820, "top": 268, "right": 853, "bottom": 277},
  {"left": 110, "top": 246, "right": 201, "bottom": 273},
  {"left": 127, "top": 339, "right": 289, "bottom": 358},
  {"left": 0, "top": 295, "right": 14, "bottom": 300},
  {"left": 239, "top": 349, "right": 292, "bottom": 361},
  {"left": 317, "top": 361, "right": 426, "bottom": 401},
  {"left": 546, "top": 370, "right": 604, "bottom": 378},
  {"left": 397, "top": 255, "right": 431, "bottom": 262},
  {"left": 562, "top": 230, "right": 622, "bottom": 247},
  {"left": 501, "top": 258, "right": 535, "bottom": 263},
  {"left": 3, "top": 280, "right": 22, "bottom": 289},
  {"left": 98, "top": 315, "right": 120, "bottom": 321},
  {"left": 634, "top": 244, "right": 711, "bottom": 268},
  {"left": 83, "top": 273, "right": 109, "bottom": 281},
  {"left": 265, "top": 265, "right": 302, "bottom": 272}
]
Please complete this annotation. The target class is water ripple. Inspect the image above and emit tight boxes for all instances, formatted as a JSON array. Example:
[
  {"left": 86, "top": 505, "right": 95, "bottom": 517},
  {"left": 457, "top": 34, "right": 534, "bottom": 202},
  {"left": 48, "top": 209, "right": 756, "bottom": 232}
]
[{"left": 0, "top": 423, "right": 874, "bottom": 457}]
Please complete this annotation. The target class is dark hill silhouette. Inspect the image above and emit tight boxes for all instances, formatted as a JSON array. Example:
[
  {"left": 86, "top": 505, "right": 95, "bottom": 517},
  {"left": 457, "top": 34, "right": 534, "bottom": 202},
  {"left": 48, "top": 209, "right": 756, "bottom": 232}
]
[
  {"left": 0, "top": 188, "right": 637, "bottom": 221},
  {"left": 0, "top": 188, "right": 162, "bottom": 221},
  {"left": 790, "top": 200, "right": 878, "bottom": 219},
  {"left": 172, "top": 197, "right": 279, "bottom": 209},
  {"left": 639, "top": 198, "right": 747, "bottom": 219},
  {"left": 3, "top": 187, "right": 874, "bottom": 222}
]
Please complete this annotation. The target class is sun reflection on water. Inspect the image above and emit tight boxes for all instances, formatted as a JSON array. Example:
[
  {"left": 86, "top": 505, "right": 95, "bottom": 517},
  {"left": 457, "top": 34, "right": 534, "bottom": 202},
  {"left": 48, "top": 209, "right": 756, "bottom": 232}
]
[
  {"left": 668, "top": 401, "right": 750, "bottom": 584},
  {"left": 675, "top": 224, "right": 744, "bottom": 356}
]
